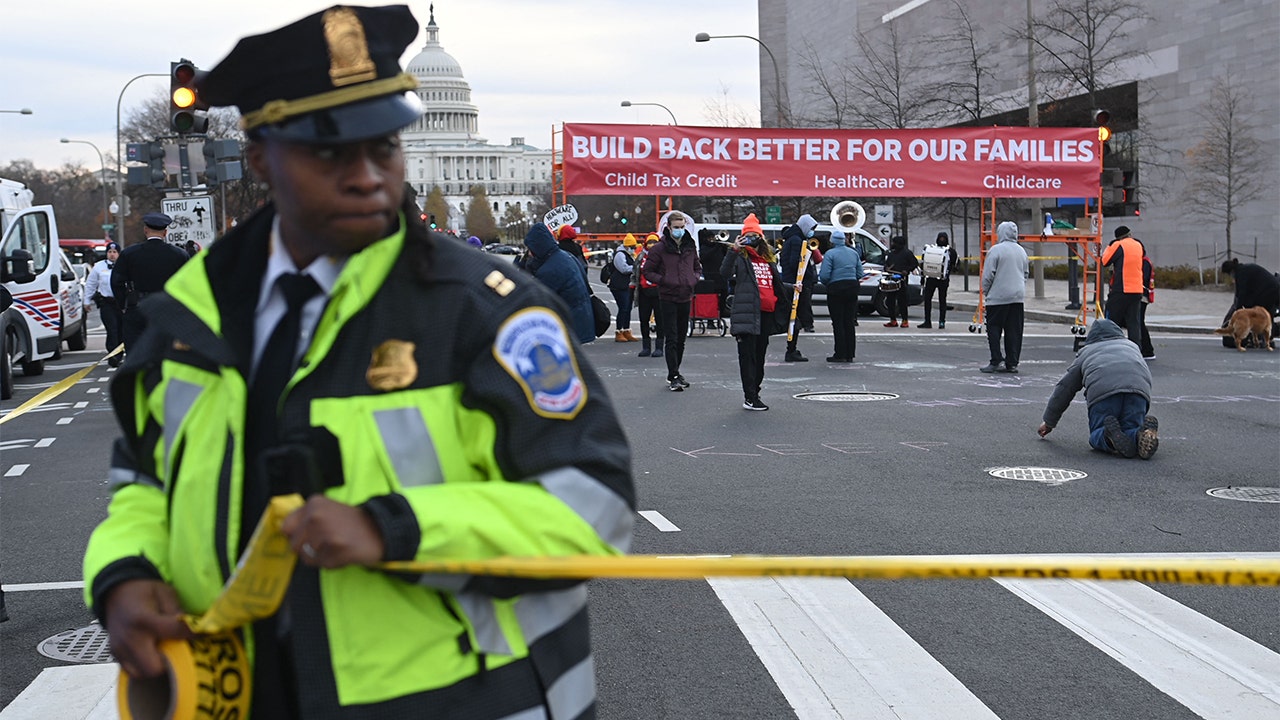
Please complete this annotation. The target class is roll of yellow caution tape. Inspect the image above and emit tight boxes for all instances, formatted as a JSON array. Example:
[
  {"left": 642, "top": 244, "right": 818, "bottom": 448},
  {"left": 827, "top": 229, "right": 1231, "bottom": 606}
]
[
  {"left": 117, "top": 633, "right": 250, "bottom": 720},
  {"left": 118, "top": 494, "right": 302, "bottom": 719}
]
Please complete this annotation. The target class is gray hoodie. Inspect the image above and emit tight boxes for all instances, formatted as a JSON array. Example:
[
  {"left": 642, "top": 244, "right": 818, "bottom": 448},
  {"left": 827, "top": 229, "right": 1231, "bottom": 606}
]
[
  {"left": 981, "top": 221, "right": 1029, "bottom": 306},
  {"left": 1041, "top": 319, "right": 1152, "bottom": 428}
]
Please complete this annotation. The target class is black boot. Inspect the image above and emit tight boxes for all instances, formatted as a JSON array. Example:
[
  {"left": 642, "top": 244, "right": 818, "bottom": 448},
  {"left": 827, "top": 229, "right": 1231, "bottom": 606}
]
[{"left": 638, "top": 339, "right": 652, "bottom": 357}]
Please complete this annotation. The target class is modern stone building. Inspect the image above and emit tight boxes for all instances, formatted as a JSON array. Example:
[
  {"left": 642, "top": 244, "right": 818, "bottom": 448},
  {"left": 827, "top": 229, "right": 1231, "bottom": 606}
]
[
  {"left": 401, "top": 9, "right": 552, "bottom": 233},
  {"left": 758, "top": 0, "right": 1279, "bottom": 268}
]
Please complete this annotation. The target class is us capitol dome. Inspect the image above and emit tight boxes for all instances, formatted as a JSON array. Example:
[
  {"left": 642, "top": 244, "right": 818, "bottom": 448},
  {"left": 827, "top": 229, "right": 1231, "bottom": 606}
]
[{"left": 401, "top": 5, "right": 552, "bottom": 234}]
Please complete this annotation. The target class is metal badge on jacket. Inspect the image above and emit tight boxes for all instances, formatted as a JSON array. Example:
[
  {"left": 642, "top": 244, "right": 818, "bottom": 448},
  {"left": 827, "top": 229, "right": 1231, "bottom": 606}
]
[{"left": 367, "top": 339, "right": 418, "bottom": 391}]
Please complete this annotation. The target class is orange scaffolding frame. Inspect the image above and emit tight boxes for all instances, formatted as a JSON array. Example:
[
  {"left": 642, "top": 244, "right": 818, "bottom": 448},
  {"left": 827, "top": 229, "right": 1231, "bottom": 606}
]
[{"left": 971, "top": 195, "right": 1105, "bottom": 348}]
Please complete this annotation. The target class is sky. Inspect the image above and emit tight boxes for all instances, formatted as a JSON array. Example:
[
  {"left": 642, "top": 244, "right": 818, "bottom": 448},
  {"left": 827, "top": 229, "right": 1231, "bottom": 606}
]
[{"left": 0, "top": 0, "right": 763, "bottom": 172}]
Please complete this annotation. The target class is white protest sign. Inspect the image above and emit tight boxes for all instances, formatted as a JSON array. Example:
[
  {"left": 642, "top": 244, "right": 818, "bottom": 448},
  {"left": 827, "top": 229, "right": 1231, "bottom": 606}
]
[{"left": 544, "top": 204, "right": 579, "bottom": 230}]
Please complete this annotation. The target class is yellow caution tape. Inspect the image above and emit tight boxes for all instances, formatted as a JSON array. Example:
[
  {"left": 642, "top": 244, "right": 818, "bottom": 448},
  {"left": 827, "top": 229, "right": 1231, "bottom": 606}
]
[
  {"left": 186, "top": 494, "right": 305, "bottom": 635},
  {"left": 381, "top": 554, "right": 1280, "bottom": 587},
  {"left": 120, "top": 494, "right": 302, "bottom": 720},
  {"left": 0, "top": 345, "right": 122, "bottom": 426},
  {"left": 117, "top": 633, "right": 250, "bottom": 720}
]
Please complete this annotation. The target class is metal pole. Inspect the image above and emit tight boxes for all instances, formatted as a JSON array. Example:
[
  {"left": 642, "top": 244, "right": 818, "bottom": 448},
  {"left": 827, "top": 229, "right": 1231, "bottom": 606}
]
[
  {"left": 620, "top": 101, "right": 678, "bottom": 125},
  {"left": 61, "top": 139, "right": 108, "bottom": 237},
  {"left": 116, "top": 73, "right": 167, "bottom": 245},
  {"left": 696, "top": 33, "right": 785, "bottom": 127},
  {"left": 1027, "top": 0, "right": 1045, "bottom": 299}
]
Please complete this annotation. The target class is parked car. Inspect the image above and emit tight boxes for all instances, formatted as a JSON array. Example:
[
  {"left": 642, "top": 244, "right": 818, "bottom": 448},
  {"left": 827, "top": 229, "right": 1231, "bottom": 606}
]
[{"left": 483, "top": 243, "right": 522, "bottom": 256}]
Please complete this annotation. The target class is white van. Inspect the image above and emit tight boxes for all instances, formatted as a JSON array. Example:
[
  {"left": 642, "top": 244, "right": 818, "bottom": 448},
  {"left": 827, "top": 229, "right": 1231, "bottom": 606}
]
[
  {"left": 2, "top": 177, "right": 67, "bottom": 378},
  {"left": 696, "top": 221, "right": 921, "bottom": 316}
]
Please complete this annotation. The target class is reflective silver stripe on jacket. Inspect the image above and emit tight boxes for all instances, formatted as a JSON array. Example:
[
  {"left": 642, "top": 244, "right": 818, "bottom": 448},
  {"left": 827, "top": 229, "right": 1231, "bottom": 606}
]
[
  {"left": 455, "top": 593, "right": 512, "bottom": 655},
  {"left": 515, "top": 586, "right": 587, "bottom": 644},
  {"left": 108, "top": 467, "right": 163, "bottom": 490},
  {"left": 496, "top": 707, "right": 548, "bottom": 720},
  {"left": 163, "top": 379, "right": 203, "bottom": 469},
  {"left": 547, "top": 656, "right": 596, "bottom": 720},
  {"left": 537, "top": 467, "right": 634, "bottom": 552},
  {"left": 374, "top": 406, "right": 444, "bottom": 487}
]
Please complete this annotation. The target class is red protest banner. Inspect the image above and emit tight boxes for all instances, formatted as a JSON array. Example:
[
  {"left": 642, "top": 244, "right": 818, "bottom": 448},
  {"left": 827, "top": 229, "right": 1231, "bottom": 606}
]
[{"left": 562, "top": 124, "right": 1101, "bottom": 198}]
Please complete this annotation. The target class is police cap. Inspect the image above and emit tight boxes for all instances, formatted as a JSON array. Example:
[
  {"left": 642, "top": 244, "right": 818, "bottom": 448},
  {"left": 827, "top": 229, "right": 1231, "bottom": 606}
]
[
  {"left": 142, "top": 212, "right": 173, "bottom": 230},
  {"left": 197, "top": 5, "right": 422, "bottom": 144}
]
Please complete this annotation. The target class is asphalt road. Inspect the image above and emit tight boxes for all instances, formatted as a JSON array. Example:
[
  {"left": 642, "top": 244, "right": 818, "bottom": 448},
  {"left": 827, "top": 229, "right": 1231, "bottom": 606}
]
[{"left": 2, "top": 305, "right": 1277, "bottom": 719}]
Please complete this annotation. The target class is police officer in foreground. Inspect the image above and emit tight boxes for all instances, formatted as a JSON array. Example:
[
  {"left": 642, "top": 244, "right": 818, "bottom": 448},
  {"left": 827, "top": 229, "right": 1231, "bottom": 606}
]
[
  {"left": 83, "top": 6, "right": 634, "bottom": 719},
  {"left": 110, "top": 212, "right": 189, "bottom": 355}
]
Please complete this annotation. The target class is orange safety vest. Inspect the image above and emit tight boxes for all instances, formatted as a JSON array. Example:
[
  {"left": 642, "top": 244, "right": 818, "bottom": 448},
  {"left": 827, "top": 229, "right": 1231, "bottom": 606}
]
[{"left": 1101, "top": 237, "right": 1146, "bottom": 294}]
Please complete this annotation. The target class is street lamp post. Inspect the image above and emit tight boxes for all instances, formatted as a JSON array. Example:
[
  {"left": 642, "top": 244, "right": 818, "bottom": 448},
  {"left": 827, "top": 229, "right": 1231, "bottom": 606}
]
[
  {"left": 115, "top": 73, "right": 168, "bottom": 244},
  {"left": 0, "top": 108, "right": 34, "bottom": 115},
  {"left": 620, "top": 100, "right": 678, "bottom": 125},
  {"left": 61, "top": 138, "right": 109, "bottom": 237},
  {"left": 695, "top": 32, "right": 786, "bottom": 127}
]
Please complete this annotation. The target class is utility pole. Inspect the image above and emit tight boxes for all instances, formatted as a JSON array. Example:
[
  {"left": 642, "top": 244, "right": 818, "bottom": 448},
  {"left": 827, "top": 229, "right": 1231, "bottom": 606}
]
[{"left": 1027, "top": 0, "right": 1046, "bottom": 298}]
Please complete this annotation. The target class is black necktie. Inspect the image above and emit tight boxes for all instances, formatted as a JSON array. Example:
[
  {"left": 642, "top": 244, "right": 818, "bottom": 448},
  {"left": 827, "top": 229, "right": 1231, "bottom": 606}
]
[{"left": 251, "top": 273, "right": 322, "bottom": 423}]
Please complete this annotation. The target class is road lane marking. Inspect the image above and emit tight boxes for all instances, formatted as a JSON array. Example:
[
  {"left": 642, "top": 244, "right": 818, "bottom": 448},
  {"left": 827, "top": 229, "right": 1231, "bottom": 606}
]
[
  {"left": 0, "top": 663, "right": 118, "bottom": 720},
  {"left": 74, "top": 401, "right": 89, "bottom": 409},
  {"left": 639, "top": 510, "right": 680, "bottom": 532},
  {"left": 710, "top": 576, "right": 999, "bottom": 719},
  {"left": 57, "top": 417, "right": 74, "bottom": 425},
  {"left": 87, "top": 387, "right": 100, "bottom": 393},
  {"left": 998, "top": 578, "right": 1280, "bottom": 719},
  {"left": 35, "top": 437, "right": 55, "bottom": 448},
  {"left": 5, "top": 464, "right": 30, "bottom": 477},
  {"left": 3, "top": 581, "right": 85, "bottom": 592}
]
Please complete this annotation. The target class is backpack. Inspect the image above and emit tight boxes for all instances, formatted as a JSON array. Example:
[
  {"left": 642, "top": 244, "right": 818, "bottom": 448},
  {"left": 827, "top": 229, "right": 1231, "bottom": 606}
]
[
  {"left": 921, "top": 244, "right": 950, "bottom": 280},
  {"left": 599, "top": 261, "right": 612, "bottom": 284}
]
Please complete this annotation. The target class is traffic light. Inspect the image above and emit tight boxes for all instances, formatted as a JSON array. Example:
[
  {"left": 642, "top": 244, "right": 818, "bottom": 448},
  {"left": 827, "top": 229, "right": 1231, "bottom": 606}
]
[
  {"left": 620, "top": 213, "right": 628, "bottom": 226},
  {"left": 202, "top": 139, "right": 243, "bottom": 185},
  {"left": 126, "top": 141, "right": 166, "bottom": 188},
  {"left": 429, "top": 213, "right": 437, "bottom": 229},
  {"left": 170, "top": 60, "right": 209, "bottom": 135},
  {"left": 1094, "top": 109, "right": 1112, "bottom": 143}
]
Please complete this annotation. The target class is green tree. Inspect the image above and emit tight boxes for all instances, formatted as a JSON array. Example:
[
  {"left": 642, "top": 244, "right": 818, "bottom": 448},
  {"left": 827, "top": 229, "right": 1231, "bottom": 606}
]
[
  {"left": 424, "top": 186, "right": 450, "bottom": 230},
  {"left": 464, "top": 185, "right": 498, "bottom": 241}
]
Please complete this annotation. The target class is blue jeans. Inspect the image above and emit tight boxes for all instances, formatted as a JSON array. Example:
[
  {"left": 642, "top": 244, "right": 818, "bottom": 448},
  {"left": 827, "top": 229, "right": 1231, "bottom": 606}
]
[
  {"left": 1087, "top": 393, "right": 1149, "bottom": 452},
  {"left": 611, "top": 288, "right": 634, "bottom": 330}
]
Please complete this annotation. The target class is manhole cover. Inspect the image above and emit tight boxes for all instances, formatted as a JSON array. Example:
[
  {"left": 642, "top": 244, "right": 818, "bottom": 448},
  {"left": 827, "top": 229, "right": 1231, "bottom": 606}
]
[
  {"left": 988, "top": 467, "right": 1087, "bottom": 485},
  {"left": 1206, "top": 486, "right": 1280, "bottom": 503},
  {"left": 794, "top": 391, "right": 900, "bottom": 402},
  {"left": 38, "top": 625, "right": 114, "bottom": 664}
]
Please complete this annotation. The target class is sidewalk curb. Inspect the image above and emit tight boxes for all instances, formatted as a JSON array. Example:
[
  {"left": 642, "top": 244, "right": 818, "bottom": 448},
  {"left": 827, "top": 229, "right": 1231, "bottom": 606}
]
[{"left": 946, "top": 301, "right": 1217, "bottom": 335}]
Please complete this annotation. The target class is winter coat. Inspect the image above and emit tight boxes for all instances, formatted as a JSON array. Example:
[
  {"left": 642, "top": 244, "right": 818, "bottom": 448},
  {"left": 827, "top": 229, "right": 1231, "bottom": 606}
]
[
  {"left": 780, "top": 214, "right": 820, "bottom": 282},
  {"left": 818, "top": 243, "right": 864, "bottom": 286},
  {"left": 720, "top": 247, "right": 791, "bottom": 336},
  {"left": 525, "top": 224, "right": 596, "bottom": 343},
  {"left": 643, "top": 229, "right": 701, "bottom": 303},
  {"left": 1041, "top": 319, "right": 1152, "bottom": 428},
  {"left": 607, "top": 246, "right": 635, "bottom": 293},
  {"left": 1229, "top": 262, "right": 1280, "bottom": 313},
  {"left": 884, "top": 245, "right": 919, "bottom": 276},
  {"left": 981, "top": 222, "right": 1029, "bottom": 306},
  {"left": 1102, "top": 236, "right": 1146, "bottom": 294}
]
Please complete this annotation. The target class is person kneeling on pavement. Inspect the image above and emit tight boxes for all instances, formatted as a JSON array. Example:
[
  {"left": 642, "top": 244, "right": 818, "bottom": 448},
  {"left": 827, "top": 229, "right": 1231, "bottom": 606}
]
[{"left": 1037, "top": 319, "right": 1159, "bottom": 459}]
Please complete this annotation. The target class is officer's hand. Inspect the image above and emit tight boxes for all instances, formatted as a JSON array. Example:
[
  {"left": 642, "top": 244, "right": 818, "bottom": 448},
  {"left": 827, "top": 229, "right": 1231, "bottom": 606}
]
[
  {"left": 1037, "top": 422, "right": 1053, "bottom": 438},
  {"left": 103, "top": 579, "right": 193, "bottom": 679},
  {"left": 282, "top": 496, "right": 385, "bottom": 569}
]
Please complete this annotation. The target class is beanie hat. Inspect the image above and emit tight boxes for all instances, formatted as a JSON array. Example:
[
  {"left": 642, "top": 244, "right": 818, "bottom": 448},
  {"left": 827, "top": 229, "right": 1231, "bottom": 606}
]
[
  {"left": 557, "top": 225, "right": 578, "bottom": 241},
  {"left": 830, "top": 229, "right": 847, "bottom": 244},
  {"left": 645, "top": 233, "right": 660, "bottom": 244},
  {"left": 466, "top": 235, "right": 483, "bottom": 248},
  {"left": 1113, "top": 225, "right": 1131, "bottom": 239},
  {"left": 623, "top": 233, "right": 637, "bottom": 247},
  {"left": 741, "top": 213, "right": 764, "bottom": 237}
]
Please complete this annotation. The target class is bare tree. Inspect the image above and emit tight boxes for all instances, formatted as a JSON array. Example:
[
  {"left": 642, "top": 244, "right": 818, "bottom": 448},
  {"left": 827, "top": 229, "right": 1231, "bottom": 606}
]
[
  {"left": 702, "top": 82, "right": 759, "bottom": 128},
  {"left": 1029, "top": 0, "right": 1151, "bottom": 109},
  {"left": 1183, "top": 79, "right": 1272, "bottom": 259},
  {"left": 935, "top": 0, "right": 1002, "bottom": 123},
  {"left": 795, "top": 43, "right": 859, "bottom": 128},
  {"left": 846, "top": 20, "right": 947, "bottom": 130}
]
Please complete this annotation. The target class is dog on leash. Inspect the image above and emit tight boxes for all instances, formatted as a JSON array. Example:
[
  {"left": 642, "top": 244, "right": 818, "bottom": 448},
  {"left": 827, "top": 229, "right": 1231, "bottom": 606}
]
[{"left": 1214, "top": 307, "right": 1273, "bottom": 351}]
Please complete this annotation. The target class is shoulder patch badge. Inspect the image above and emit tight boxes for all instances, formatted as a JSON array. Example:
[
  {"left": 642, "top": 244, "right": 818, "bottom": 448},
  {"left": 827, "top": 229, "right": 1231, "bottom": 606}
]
[
  {"left": 367, "top": 339, "right": 418, "bottom": 391},
  {"left": 493, "top": 308, "right": 587, "bottom": 419}
]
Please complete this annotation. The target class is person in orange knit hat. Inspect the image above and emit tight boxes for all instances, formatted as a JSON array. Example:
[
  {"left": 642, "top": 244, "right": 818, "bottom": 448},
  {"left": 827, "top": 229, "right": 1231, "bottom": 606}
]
[{"left": 719, "top": 213, "right": 796, "bottom": 410}]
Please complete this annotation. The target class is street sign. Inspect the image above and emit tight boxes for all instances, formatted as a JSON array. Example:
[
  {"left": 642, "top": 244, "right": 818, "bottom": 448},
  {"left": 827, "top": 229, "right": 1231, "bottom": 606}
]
[
  {"left": 765, "top": 205, "right": 782, "bottom": 224},
  {"left": 874, "top": 205, "right": 894, "bottom": 225},
  {"left": 161, "top": 195, "right": 216, "bottom": 247},
  {"left": 878, "top": 224, "right": 892, "bottom": 239}
]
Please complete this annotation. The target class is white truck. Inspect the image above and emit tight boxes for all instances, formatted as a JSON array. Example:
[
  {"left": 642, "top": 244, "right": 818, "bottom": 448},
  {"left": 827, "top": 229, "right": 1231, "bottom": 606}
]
[{"left": 2, "top": 176, "right": 85, "bottom": 399}]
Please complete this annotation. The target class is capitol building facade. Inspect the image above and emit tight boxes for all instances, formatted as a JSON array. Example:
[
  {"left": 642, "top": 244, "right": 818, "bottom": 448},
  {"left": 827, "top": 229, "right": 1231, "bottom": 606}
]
[{"left": 401, "top": 9, "right": 552, "bottom": 232}]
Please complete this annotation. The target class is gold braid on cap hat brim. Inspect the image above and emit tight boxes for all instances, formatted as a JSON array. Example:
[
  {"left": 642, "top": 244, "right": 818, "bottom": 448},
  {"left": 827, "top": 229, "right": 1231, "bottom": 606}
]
[{"left": 240, "top": 73, "right": 419, "bottom": 131}]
